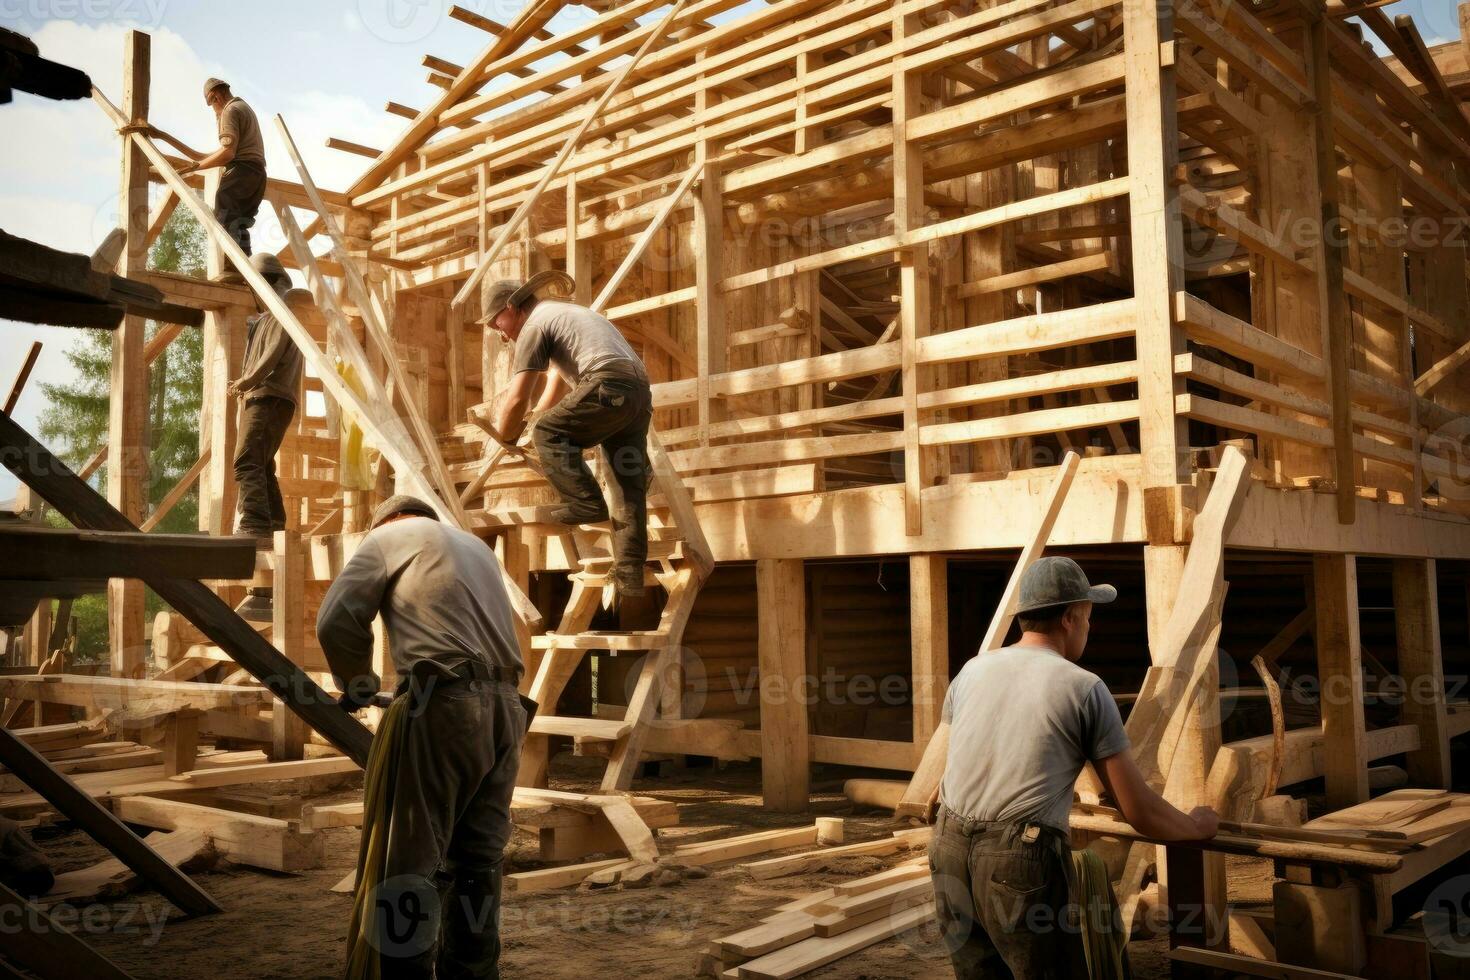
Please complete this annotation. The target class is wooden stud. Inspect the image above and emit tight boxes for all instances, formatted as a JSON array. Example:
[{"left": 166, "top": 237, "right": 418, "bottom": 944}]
[
  {"left": 757, "top": 559, "right": 810, "bottom": 811},
  {"left": 1393, "top": 558, "right": 1449, "bottom": 788},
  {"left": 1315, "top": 553, "right": 1367, "bottom": 807}
]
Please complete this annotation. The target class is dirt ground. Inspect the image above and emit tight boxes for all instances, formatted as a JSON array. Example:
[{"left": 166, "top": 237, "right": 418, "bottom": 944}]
[{"left": 34, "top": 755, "right": 1276, "bottom": 979}]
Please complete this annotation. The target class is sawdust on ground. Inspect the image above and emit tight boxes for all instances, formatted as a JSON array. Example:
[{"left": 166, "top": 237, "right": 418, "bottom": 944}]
[{"left": 40, "top": 757, "right": 1275, "bottom": 979}]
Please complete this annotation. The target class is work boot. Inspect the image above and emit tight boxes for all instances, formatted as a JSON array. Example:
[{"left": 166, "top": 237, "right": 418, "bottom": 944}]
[
  {"left": 548, "top": 503, "right": 609, "bottom": 527},
  {"left": 612, "top": 566, "right": 647, "bottom": 599},
  {"left": 212, "top": 268, "right": 246, "bottom": 285},
  {"left": 233, "top": 588, "right": 273, "bottom": 624}
]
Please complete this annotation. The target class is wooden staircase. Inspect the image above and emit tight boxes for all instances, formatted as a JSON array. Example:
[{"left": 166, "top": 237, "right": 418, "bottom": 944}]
[{"left": 459, "top": 428, "right": 718, "bottom": 793}]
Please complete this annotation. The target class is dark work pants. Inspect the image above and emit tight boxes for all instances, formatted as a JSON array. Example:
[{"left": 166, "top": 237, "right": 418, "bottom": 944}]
[
  {"left": 376, "top": 679, "right": 526, "bottom": 979},
  {"left": 928, "top": 808, "right": 1093, "bottom": 979},
  {"left": 532, "top": 369, "right": 652, "bottom": 579},
  {"left": 214, "top": 161, "right": 266, "bottom": 254},
  {"left": 233, "top": 395, "right": 294, "bottom": 535}
]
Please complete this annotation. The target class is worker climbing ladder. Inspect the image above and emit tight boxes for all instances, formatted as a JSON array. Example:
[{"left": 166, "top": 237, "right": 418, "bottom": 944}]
[{"left": 464, "top": 428, "right": 714, "bottom": 793}]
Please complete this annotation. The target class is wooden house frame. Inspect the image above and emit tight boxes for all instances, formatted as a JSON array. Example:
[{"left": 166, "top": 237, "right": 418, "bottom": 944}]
[{"left": 11, "top": 0, "right": 1470, "bottom": 966}]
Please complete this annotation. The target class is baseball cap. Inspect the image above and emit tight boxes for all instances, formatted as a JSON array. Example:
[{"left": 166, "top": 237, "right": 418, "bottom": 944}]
[
  {"left": 371, "top": 495, "right": 440, "bottom": 528},
  {"left": 1015, "top": 557, "right": 1116, "bottom": 614}
]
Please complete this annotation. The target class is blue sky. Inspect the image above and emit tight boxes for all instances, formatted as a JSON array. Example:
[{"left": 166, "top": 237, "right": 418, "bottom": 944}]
[{"left": 0, "top": 0, "right": 1465, "bottom": 502}]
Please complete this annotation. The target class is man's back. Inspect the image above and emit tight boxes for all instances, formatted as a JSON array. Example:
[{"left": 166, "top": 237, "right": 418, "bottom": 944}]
[
  {"left": 513, "top": 301, "right": 646, "bottom": 383},
  {"left": 318, "top": 517, "right": 522, "bottom": 683},
  {"left": 940, "top": 644, "right": 1128, "bottom": 834}
]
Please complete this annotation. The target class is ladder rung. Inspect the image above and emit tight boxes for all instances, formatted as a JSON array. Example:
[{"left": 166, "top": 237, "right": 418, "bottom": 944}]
[
  {"left": 528, "top": 716, "right": 632, "bottom": 742},
  {"left": 532, "top": 631, "right": 673, "bottom": 651}
]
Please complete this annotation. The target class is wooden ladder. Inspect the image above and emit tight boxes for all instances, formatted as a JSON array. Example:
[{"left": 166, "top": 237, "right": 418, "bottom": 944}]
[{"left": 473, "top": 432, "right": 714, "bottom": 793}]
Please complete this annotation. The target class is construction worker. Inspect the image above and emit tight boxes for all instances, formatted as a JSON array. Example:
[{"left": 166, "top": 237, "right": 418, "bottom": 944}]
[
  {"left": 930, "top": 557, "right": 1218, "bottom": 979},
  {"left": 229, "top": 252, "right": 304, "bottom": 542},
  {"left": 480, "top": 271, "right": 653, "bottom": 598},
  {"left": 317, "top": 494, "right": 526, "bottom": 979},
  {"left": 143, "top": 77, "right": 267, "bottom": 261}
]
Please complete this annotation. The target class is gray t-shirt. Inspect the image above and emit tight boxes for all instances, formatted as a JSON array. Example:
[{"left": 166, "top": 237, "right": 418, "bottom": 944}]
[
  {"left": 316, "top": 517, "right": 522, "bottom": 695},
  {"left": 512, "top": 301, "right": 646, "bottom": 383},
  {"left": 940, "top": 644, "right": 1129, "bottom": 835},
  {"left": 218, "top": 97, "right": 266, "bottom": 167}
]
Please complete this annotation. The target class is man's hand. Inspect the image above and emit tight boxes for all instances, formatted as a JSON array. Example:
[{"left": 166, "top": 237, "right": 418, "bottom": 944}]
[
  {"left": 1187, "top": 806, "right": 1220, "bottom": 840},
  {"left": 226, "top": 379, "right": 244, "bottom": 399}
]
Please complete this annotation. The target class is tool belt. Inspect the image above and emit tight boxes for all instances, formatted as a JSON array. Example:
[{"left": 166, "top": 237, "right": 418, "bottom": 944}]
[{"left": 394, "top": 658, "right": 521, "bottom": 697}]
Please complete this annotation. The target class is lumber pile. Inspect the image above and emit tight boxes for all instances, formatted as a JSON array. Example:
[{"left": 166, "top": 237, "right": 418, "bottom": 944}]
[{"left": 700, "top": 845, "right": 935, "bottom": 979}]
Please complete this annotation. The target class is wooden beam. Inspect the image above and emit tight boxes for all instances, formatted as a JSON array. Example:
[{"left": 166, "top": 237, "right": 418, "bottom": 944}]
[
  {"left": 0, "top": 879, "right": 137, "bottom": 979},
  {"left": 1393, "top": 558, "right": 1448, "bottom": 789},
  {"left": 0, "top": 721, "right": 218, "bottom": 916},
  {"left": 757, "top": 559, "right": 809, "bottom": 811},
  {"left": 451, "top": 0, "right": 694, "bottom": 309},
  {"left": 1315, "top": 554, "right": 1367, "bottom": 807},
  {"left": 347, "top": 0, "right": 570, "bottom": 196},
  {"left": 909, "top": 555, "right": 948, "bottom": 759},
  {"left": 0, "top": 526, "right": 254, "bottom": 581},
  {"left": 1125, "top": 0, "right": 1188, "bottom": 489},
  {"left": 1308, "top": 16, "right": 1357, "bottom": 525},
  {"left": 0, "top": 411, "right": 374, "bottom": 766},
  {"left": 4, "top": 340, "right": 40, "bottom": 414},
  {"left": 109, "top": 28, "right": 150, "bottom": 681}
]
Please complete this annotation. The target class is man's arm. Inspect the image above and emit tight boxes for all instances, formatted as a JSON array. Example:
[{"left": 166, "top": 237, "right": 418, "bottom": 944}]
[
  {"left": 533, "top": 368, "right": 570, "bottom": 414},
  {"left": 316, "top": 538, "right": 389, "bottom": 707},
  {"left": 232, "top": 320, "right": 293, "bottom": 396},
  {"left": 493, "top": 370, "right": 543, "bottom": 445},
  {"left": 1093, "top": 750, "right": 1219, "bottom": 841},
  {"left": 182, "top": 143, "right": 236, "bottom": 175}
]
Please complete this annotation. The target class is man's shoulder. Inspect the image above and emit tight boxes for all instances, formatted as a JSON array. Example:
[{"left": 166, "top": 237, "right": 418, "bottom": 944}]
[
  {"left": 225, "top": 98, "right": 256, "bottom": 120},
  {"left": 959, "top": 645, "right": 1104, "bottom": 687}
]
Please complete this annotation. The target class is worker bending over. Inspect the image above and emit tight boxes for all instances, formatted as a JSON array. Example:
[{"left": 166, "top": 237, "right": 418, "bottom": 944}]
[
  {"left": 481, "top": 271, "right": 653, "bottom": 598},
  {"left": 931, "top": 557, "right": 1218, "bottom": 979},
  {"left": 318, "top": 495, "right": 526, "bottom": 979},
  {"left": 229, "top": 253, "right": 304, "bottom": 542},
  {"left": 142, "top": 77, "right": 267, "bottom": 262}
]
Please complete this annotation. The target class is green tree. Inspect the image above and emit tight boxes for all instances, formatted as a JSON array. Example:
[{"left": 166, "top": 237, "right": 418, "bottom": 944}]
[{"left": 38, "top": 209, "right": 209, "bottom": 662}]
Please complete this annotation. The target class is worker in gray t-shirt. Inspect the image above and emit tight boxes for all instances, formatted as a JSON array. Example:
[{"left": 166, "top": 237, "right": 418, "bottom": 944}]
[
  {"left": 930, "top": 557, "right": 1218, "bottom": 979},
  {"left": 141, "top": 77, "right": 268, "bottom": 263},
  {"left": 479, "top": 271, "right": 653, "bottom": 598},
  {"left": 317, "top": 495, "right": 526, "bottom": 977}
]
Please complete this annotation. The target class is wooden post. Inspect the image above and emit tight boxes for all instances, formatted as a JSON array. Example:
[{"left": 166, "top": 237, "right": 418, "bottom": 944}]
[
  {"left": 1122, "top": 0, "right": 1189, "bottom": 491},
  {"left": 894, "top": 6, "right": 934, "bottom": 535},
  {"left": 1147, "top": 543, "right": 1226, "bottom": 947},
  {"left": 271, "top": 530, "right": 308, "bottom": 761},
  {"left": 109, "top": 29, "right": 150, "bottom": 679},
  {"left": 694, "top": 83, "right": 725, "bottom": 447},
  {"left": 757, "top": 558, "right": 809, "bottom": 812},
  {"left": 1307, "top": 16, "right": 1356, "bottom": 525},
  {"left": 1315, "top": 554, "right": 1367, "bottom": 807},
  {"left": 1393, "top": 558, "right": 1449, "bottom": 788},
  {"left": 909, "top": 554, "right": 948, "bottom": 759}
]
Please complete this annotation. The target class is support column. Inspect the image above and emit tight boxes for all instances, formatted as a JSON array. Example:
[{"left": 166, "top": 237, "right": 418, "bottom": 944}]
[
  {"left": 1394, "top": 558, "right": 1449, "bottom": 788},
  {"left": 1123, "top": 0, "right": 1188, "bottom": 492},
  {"left": 909, "top": 555, "right": 948, "bottom": 759},
  {"left": 894, "top": 7, "right": 935, "bottom": 534},
  {"left": 109, "top": 30, "right": 150, "bottom": 679},
  {"left": 1315, "top": 554, "right": 1367, "bottom": 807},
  {"left": 1147, "top": 544, "right": 1225, "bottom": 946},
  {"left": 270, "top": 531, "right": 307, "bottom": 761},
  {"left": 757, "top": 558, "right": 809, "bottom": 812},
  {"left": 694, "top": 79, "right": 725, "bottom": 446}
]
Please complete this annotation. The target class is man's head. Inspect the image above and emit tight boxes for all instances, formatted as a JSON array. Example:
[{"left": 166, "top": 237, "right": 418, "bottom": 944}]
[
  {"left": 1014, "top": 557, "right": 1116, "bottom": 661},
  {"left": 371, "top": 495, "right": 440, "bottom": 529},
  {"left": 250, "top": 252, "right": 291, "bottom": 297},
  {"left": 203, "top": 77, "right": 230, "bottom": 111},
  {"left": 475, "top": 270, "right": 575, "bottom": 344}
]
